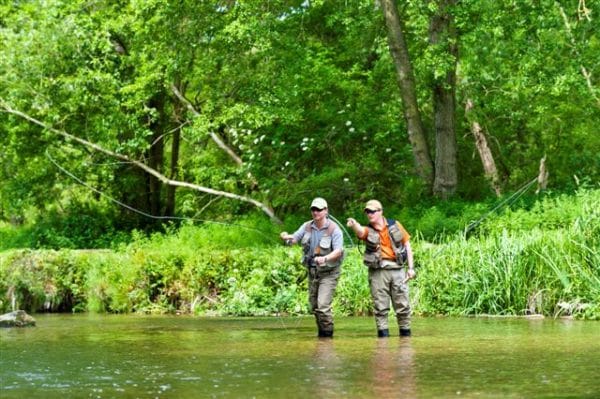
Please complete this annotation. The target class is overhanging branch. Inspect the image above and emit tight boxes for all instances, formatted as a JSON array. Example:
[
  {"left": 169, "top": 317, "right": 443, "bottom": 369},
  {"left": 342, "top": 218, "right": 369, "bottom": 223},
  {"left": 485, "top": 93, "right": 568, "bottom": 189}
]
[{"left": 0, "top": 100, "right": 281, "bottom": 223}]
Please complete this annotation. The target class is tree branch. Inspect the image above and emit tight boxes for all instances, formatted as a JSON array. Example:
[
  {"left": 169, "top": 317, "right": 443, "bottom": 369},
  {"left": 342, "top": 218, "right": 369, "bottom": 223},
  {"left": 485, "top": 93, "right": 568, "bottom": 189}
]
[
  {"left": 170, "top": 84, "right": 243, "bottom": 165},
  {"left": 0, "top": 100, "right": 281, "bottom": 223}
]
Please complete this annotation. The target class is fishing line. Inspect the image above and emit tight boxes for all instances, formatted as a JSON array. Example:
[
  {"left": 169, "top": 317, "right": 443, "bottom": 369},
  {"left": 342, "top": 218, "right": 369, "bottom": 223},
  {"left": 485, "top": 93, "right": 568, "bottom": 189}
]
[
  {"left": 275, "top": 312, "right": 306, "bottom": 331},
  {"left": 45, "top": 150, "right": 279, "bottom": 243},
  {"left": 328, "top": 213, "right": 360, "bottom": 253},
  {"left": 463, "top": 176, "right": 538, "bottom": 237}
]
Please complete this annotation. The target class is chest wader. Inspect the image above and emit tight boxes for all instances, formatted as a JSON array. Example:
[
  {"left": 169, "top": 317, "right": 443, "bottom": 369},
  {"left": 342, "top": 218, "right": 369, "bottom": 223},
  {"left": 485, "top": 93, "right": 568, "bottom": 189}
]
[
  {"left": 300, "top": 220, "right": 341, "bottom": 338},
  {"left": 363, "top": 219, "right": 411, "bottom": 337}
]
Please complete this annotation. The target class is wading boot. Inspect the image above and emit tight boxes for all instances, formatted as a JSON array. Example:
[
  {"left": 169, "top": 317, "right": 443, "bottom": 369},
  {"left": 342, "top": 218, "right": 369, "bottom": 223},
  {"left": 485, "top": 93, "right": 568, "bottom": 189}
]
[
  {"left": 318, "top": 329, "right": 333, "bottom": 338},
  {"left": 377, "top": 329, "right": 390, "bottom": 338},
  {"left": 400, "top": 328, "right": 411, "bottom": 337}
]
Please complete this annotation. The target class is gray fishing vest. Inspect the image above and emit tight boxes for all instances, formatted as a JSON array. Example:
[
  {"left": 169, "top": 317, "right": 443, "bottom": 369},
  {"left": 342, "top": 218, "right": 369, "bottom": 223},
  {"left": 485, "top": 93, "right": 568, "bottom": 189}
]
[
  {"left": 363, "top": 218, "right": 407, "bottom": 269},
  {"left": 300, "top": 221, "right": 341, "bottom": 270}
]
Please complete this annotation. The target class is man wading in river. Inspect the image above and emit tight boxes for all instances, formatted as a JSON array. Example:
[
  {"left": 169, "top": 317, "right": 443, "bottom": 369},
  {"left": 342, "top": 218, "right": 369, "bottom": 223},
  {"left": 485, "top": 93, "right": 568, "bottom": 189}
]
[
  {"left": 280, "top": 197, "right": 344, "bottom": 338},
  {"left": 347, "top": 199, "right": 416, "bottom": 338}
]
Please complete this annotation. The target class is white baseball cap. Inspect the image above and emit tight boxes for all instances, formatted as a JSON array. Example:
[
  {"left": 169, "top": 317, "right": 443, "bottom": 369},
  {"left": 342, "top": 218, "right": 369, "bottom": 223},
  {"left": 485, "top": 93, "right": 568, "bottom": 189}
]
[{"left": 310, "top": 197, "right": 328, "bottom": 209}]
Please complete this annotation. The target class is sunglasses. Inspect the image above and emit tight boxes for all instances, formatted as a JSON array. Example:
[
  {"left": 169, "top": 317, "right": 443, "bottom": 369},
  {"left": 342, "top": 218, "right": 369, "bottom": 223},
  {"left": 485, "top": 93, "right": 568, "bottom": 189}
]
[
  {"left": 364, "top": 209, "right": 380, "bottom": 215},
  {"left": 311, "top": 207, "right": 325, "bottom": 212}
]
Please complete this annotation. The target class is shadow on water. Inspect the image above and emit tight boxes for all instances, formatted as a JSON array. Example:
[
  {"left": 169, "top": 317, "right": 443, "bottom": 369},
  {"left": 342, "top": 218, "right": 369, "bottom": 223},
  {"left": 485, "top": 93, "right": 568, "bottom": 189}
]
[{"left": 1, "top": 314, "right": 599, "bottom": 398}]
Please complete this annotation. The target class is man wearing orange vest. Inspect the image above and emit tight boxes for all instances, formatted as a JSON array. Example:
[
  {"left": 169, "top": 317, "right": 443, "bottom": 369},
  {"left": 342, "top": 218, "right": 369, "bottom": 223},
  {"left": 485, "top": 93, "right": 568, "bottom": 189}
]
[
  {"left": 280, "top": 197, "right": 344, "bottom": 338},
  {"left": 347, "top": 199, "right": 416, "bottom": 337}
]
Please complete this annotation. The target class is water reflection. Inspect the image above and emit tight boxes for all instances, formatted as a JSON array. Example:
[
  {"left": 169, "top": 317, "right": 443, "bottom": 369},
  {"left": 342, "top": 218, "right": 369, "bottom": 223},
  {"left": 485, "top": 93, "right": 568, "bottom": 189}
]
[
  {"left": 310, "top": 339, "right": 345, "bottom": 396},
  {"left": 2, "top": 315, "right": 599, "bottom": 398},
  {"left": 369, "top": 338, "right": 416, "bottom": 398},
  {"left": 307, "top": 335, "right": 418, "bottom": 398}
]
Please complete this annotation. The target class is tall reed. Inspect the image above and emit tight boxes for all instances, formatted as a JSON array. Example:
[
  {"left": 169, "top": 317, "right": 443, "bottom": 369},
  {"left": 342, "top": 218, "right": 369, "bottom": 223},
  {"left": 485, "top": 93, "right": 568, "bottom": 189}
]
[
  {"left": 415, "top": 188, "right": 599, "bottom": 319},
  {"left": 1, "top": 189, "right": 598, "bottom": 319}
]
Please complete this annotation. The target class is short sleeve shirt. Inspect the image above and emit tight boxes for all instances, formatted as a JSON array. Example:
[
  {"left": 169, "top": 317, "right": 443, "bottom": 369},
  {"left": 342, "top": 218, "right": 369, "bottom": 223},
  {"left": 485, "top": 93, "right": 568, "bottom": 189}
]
[{"left": 292, "top": 218, "right": 344, "bottom": 256}]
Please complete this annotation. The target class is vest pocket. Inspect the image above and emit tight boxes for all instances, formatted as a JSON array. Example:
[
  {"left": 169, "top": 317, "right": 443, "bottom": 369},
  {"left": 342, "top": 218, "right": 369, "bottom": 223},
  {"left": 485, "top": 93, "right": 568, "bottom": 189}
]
[
  {"left": 394, "top": 247, "right": 407, "bottom": 264},
  {"left": 363, "top": 251, "right": 381, "bottom": 268},
  {"left": 366, "top": 230, "right": 379, "bottom": 251},
  {"left": 319, "top": 236, "right": 332, "bottom": 252},
  {"left": 389, "top": 227, "right": 403, "bottom": 243}
]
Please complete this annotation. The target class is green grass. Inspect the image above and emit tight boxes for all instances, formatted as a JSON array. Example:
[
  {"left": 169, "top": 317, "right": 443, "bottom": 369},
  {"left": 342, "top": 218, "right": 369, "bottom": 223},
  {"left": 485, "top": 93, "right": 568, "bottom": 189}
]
[
  {"left": 1, "top": 188, "right": 598, "bottom": 319},
  {"left": 415, "top": 188, "right": 599, "bottom": 319}
]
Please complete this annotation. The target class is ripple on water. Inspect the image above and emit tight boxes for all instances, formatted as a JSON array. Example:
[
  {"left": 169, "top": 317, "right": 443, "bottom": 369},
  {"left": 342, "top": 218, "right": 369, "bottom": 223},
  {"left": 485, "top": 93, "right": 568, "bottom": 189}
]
[{"left": 2, "top": 315, "right": 599, "bottom": 398}]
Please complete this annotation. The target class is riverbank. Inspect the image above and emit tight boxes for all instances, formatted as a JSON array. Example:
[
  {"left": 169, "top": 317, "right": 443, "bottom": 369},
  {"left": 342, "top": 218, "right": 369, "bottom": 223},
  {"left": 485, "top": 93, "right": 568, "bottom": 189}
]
[
  {"left": 1, "top": 224, "right": 597, "bottom": 319},
  {"left": 1, "top": 188, "right": 598, "bottom": 319}
]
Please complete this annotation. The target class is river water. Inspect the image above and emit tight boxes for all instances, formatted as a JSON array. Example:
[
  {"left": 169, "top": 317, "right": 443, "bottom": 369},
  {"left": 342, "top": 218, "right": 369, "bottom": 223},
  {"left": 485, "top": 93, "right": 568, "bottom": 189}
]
[{"left": 1, "top": 315, "right": 598, "bottom": 398}]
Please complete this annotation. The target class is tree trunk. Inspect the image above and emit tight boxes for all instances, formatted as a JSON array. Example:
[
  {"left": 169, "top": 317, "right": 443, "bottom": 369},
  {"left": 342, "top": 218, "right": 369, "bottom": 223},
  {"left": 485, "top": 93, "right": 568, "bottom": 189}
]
[
  {"left": 430, "top": 0, "right": 458, "bottom": 199},
  {"left": 536, "top": 156, "right": 548, "bottom": 194},
  {"left": 164, "top": 113, "right": 182, "bottom": 218},
  {"left": 465, "top": 99, "right": 502, "bottom": 197},
  {"left": 163, "top": 83, "right": 184, "bottom": 218},
  {"left": 380, "top": 0, "right": 434, "bottom": 188},
  {"left": 147, "top": 93, "right": 166, "bottom": 216}
]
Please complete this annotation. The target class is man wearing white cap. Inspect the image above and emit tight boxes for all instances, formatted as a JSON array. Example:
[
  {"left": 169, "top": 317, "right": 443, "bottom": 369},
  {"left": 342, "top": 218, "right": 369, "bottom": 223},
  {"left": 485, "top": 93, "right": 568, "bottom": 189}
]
[
  {"left": 347, "top": 199, "right": 416, "bottom": 337},
  {"left": 280, "top": 197, "right": 344, "bottom": 338}
]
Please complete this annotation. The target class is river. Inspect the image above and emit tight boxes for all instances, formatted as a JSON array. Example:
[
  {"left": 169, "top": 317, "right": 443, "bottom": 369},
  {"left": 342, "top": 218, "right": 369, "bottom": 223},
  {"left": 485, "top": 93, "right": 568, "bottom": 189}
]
[{"left": 1, "top": 314, "right": 598, "bottom": 398}]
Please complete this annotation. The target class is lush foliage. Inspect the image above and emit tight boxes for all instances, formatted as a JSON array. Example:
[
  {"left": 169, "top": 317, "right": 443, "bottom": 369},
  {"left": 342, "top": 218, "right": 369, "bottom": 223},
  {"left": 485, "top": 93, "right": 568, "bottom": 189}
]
[
  {"left": 1, "top": 1, "right": 598, "bottom": 319},
  {"left": 1, "top": 0, "right": 599, "bottom": 230},
  {"left": 1, "top": 189, "right": 598, "bottom": 319}
]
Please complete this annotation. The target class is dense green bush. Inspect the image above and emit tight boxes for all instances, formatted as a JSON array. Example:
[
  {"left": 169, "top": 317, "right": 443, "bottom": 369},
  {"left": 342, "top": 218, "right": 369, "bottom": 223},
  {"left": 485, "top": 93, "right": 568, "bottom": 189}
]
[
  {"left": 1, "top": 189, "right": 598, "bottom": 319},
  {"left": 417, "top": 188, "right": 600, "bottom": 319},
  {"left": 0, "top": 199, "right": 131, "bottom": 250},
  {"left": 0, "top": 223, "right": 34, "bottom": 249},
  {"left": 0, "top": 249, "right": 88, "bottom": 313}
]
